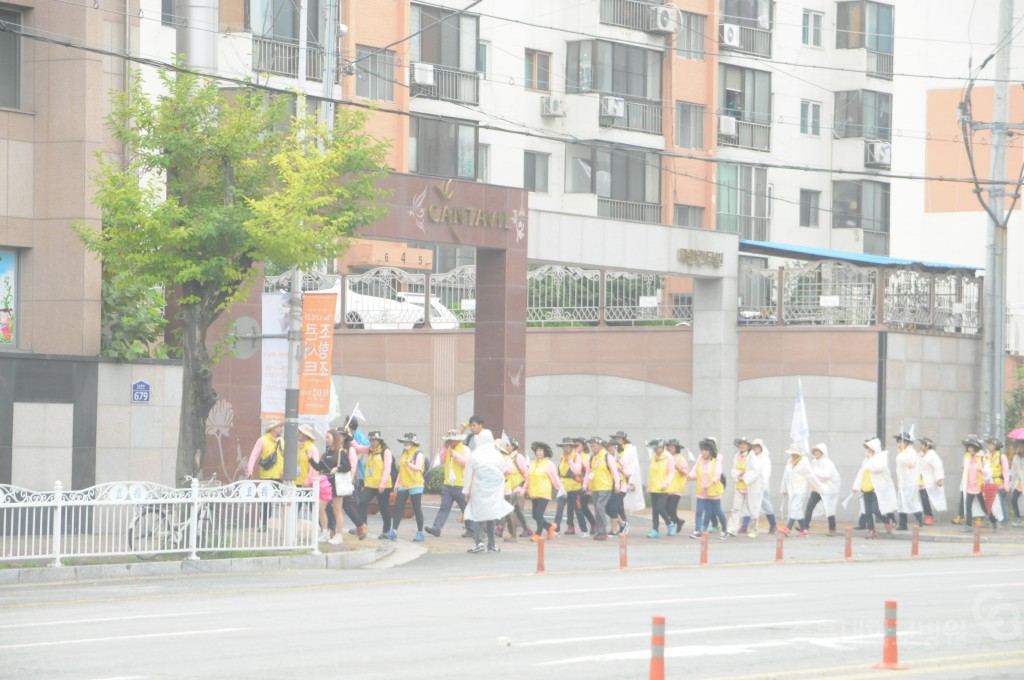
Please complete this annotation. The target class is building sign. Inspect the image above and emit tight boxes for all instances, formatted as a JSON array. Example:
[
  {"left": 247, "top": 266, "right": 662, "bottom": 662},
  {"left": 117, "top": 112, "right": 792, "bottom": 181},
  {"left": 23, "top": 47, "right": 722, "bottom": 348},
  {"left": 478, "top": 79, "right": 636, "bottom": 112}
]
[
  {"left": 0, "top": 249, "right": 16, "bottom": 345},
  {"left": 677, "top": 248, "right": 724, "bottom": 268},
  {"left": 298, "top": 293, "right": 337, "bottom": 416},
  {"left": 411, "top": 179, "right": 513, "bottom": 243},
  {"left": 132, "top": 380, "right": 151, "bottom": 403}
]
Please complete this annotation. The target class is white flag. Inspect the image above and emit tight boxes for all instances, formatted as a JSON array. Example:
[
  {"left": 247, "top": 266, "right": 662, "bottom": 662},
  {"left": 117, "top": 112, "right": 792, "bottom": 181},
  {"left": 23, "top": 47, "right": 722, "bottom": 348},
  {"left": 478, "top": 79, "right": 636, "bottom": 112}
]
[
  {"left": 349, "top": 404, "right": 367, "bottom": 423},
  {"left": 790, "top": 378, "right": 810, "bottom": 452}
]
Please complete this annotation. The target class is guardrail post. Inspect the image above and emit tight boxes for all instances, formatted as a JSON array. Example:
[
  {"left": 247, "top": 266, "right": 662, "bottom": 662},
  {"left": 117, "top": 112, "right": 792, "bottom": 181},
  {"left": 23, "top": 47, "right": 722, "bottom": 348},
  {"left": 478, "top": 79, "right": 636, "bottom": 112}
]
[
  {"left": 186, "top": 477, "right": 200, "bottom": 561},
  {"left": 309, "top": 487, "right": 321, "bottom": 555},
  {"left": 51, "top": 480, "right": 63, "bottom": 567}
]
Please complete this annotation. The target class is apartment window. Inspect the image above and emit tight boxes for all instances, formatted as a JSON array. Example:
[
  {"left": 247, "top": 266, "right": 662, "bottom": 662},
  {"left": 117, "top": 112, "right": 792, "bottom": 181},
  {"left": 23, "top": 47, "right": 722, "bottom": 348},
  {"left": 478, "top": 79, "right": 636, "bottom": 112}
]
[
  {"left": 720, "top": 65, "right": 771, "bottom": 124},
  {"left": 674, "top": 205, "right": 705, "bottom": 228},
  {"left": 162, "top": 0, "right": 175, "bottom": 26},
  {"left": 676, "top": 102, "right": 705, "bottom": 149},
  {"left": 0, "top": 249, "right": 17, "bottom": 345},
  {"left": 834, "top": 90, "right": 891, "bottom": 140},
  {"left": 837, "top": 1, "right": 894, "bottom": 53},
  {"left": 677, "top": 12, "right": 706, "bottom": 60},
  {"left": 248, "top": 0, "right": 323, "bottom": 44},
  {"left": 477, "top": 42, "right": 488, "bottom": 75},
  {"left": 0, "top": 8, "right": 20, "bottom": 109},
  {"left": 355, "top": 46, "right": 395, "bottom": 102},
  {"left": 802, "top": 10, "right": 822, "bottom": 46},
  {"left": 799, "top": 190, "right": 820, "bottom": 227},
  {"left": 800, "top": 100, "right": 821, "bottom": 136},
  {"left": 716, "top": 163, "right": 769, "bottom": 239},
  {"left": 525, "top": 50, "right": 551, "bottom": 92},
  {"left": 410, "top": 117, "right": 477, "bottom": 179},
  {"left": 832, "top": 180, "right": 890, "bottom": 232},
  {"left": 564, "top": 143, "right": 660, "bottom": 204},
  {"left": 722, "top": 0, "right": 772, "bottom": 29},
  {"left": 524, "top": 152, "right": 550, "bottom": 192},
  {"left": 478, "top": 144, "right": 490, "bottom": 183},
  {"left": 566, "top": 40, "right": 662, "bottom": 100},
  {"left": 411, "top": 3, "right": 478, "bottom": 71}
]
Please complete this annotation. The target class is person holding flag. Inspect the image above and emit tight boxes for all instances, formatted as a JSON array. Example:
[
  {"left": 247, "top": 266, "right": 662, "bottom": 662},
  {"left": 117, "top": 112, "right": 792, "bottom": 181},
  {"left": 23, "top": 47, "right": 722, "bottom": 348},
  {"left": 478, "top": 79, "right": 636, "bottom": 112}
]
[
  {"left": 894, "top": 431, "right": 924, "bottom": 530},
  {"left": 752, "top": 438, "right": 778, "bottom": 534}
]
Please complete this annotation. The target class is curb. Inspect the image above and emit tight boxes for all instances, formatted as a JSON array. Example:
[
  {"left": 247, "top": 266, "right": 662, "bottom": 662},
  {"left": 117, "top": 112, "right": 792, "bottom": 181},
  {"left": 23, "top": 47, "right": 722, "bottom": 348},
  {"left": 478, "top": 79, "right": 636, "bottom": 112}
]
[{"left": 0, "top": 542, "right": 397, "bottom": 585}]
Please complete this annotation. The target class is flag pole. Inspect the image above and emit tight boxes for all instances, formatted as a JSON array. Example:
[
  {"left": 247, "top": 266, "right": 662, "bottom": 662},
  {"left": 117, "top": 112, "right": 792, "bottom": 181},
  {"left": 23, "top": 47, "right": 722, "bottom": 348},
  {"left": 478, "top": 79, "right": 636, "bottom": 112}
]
[{"left": 345, "top": 402, "right": 360, "bottom": 431}]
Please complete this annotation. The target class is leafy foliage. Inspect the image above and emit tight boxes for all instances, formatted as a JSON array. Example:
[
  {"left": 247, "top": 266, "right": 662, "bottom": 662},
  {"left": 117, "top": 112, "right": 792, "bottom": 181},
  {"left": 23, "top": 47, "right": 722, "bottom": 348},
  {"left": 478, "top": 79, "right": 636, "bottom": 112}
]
[
  {"left": 1007, "top": 365, "right": 1024, "bottom": 431},
  {"left": 100, "top": 273, "right": 169, "bottom": 359}
]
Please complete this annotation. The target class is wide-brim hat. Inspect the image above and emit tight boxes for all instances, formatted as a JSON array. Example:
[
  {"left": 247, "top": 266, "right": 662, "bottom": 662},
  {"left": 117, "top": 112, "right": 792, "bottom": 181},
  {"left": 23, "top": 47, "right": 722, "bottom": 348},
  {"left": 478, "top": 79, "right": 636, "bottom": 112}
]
[
  {"left": 665, "top": 438, "right": 682, "bottom": 449},
  {"left": 508, "top": 437, "right": 520, "bottom": 450},
  {"left": 646, "top": 438, "right": 665, "bottom": 449},
  {"left": 264, "top": 421, "right": 283, "bottom": 432},
  {"left": 441, "top": 429, "right": 461, "bottom": 441},
  {"left": 611, "top": 430, "right": 630, "bottom": 442},
  {"left": 368, "top": 430, "right": 383, "bottom": 441},
  {"left": 986, "top": 436, "right": 1003, "bottom": 448},
  {"left": 559, "top": 436, "right": 576, "bottom": 447},
  {"left": 531, "top": 441, "right": 553, "bottom": 457},
  {"left": 751, "top": 437, "right": 766, "bottom": 449},
  {"left": 297, "top": 423, "right": 316, "bottom": 440},
  {"left": 398, "top": 432, "right": 420, "bottom": 445},
  {"left": 734, "top": 436, "right": 751, "bottom": 447},
  {"left": 786, "top": 443, "right": 804, "bottom": 456},
  {"left": 572, "top": 436, "right": 586, "bottom": 444},
  {"left": 495, "top": 437, "right": 511, "bottom": 453},
  {"left": 917, "top": 436, "right": 934, "bottom": 449},
  {"left": 893, "top": 432, "right": 913, "bottom": 443},
  {"left": 587, "top": 435, "right": 606, "bottom": 445},
  {"left": 962, "top": 434, "right": 982, "bottom": 449}
]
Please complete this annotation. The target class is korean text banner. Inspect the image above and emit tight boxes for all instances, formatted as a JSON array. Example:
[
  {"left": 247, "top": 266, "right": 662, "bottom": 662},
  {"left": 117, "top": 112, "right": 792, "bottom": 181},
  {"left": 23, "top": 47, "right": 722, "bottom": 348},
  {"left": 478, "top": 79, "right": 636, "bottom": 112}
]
[{"left": 298, "top": 293, "right": 337, "bottom": 415}]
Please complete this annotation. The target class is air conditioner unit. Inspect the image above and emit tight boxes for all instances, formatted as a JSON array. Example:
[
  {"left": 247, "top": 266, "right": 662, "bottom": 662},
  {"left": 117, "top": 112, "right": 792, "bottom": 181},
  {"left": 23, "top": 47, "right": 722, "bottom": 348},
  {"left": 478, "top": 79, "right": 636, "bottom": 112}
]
[
  {"left": 600, "top": 95, "right": 625, "bottom": 118},
  {"left": 541, "top": 96, "right": 567, "bottom": 117},
  {"left": 648, "top": 5, "right": 677, "bottom": 34},
  {"left": 719, "top": 115, "right": 738, "bottom": 136},
  {"left": 721, "top": 23, "right": 742, "bottom": 48},
  {"left": 410, "top": 62, "right": 435, "bottom": 86},
  {"left": 865, "top": 140, "right": 892, "bottom": 167}
]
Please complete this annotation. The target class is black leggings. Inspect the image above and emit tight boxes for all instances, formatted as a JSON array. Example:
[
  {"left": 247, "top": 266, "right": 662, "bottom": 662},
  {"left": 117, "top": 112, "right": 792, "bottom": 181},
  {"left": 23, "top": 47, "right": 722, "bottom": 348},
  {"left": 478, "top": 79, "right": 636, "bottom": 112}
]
[
  {"left": 650, "top": 493, "right": 673, "bottom": 531},
  {"left": 392, "top": 491, "right": 424, "bottom": 531},
  {"left": 666, "top": 495, "right": 682, "bottom": 526},
  {"left": 607, "top": 491, "right": 627, "bottom": 522},
  {"left": 1012, "top": 489, "right": 1022, "bottom": 520},
  {"left": 862, "top": 491, "right": 880, "bottom": 531},
  {"left": 803, "top": 492, "right": 836, "bottom": 532},
  {"left": 357, "top": 487, "right": 392, "bottom": 533},
  {"left": 965, "top": 492, "right": 996, "bottom": 527},
  {"left": 919, "top": 489, "right": 933, "bottom": 517},
  {"left": 554, "top": 490, "right": 588, "bottom": 531},
  {"left": 342, "top": 495, "right": 361, "bottom": 527},
  {"left": 531, "top": 497, "right": 551, "bottom": 533}
]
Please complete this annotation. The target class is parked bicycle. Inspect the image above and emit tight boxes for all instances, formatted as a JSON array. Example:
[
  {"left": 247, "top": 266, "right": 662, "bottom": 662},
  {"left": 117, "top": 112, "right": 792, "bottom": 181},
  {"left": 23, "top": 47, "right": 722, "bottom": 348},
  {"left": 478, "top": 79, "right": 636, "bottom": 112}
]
[{"left": 127, "top": 474, "right": 219, "bottom": 559}]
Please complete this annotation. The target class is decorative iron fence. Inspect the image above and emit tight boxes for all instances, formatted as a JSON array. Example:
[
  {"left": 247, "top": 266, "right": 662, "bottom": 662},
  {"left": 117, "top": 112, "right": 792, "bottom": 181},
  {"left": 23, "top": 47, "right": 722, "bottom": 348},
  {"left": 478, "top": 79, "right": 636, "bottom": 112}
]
[
  {"left": 782, "top": 261, "right": 877, "bottom": 326},
  {"left": 527, "top": 265, "right": 601, "bottom": 326},
  {"left": 884, "top": 270, "right": 980, "bottom": 334}
]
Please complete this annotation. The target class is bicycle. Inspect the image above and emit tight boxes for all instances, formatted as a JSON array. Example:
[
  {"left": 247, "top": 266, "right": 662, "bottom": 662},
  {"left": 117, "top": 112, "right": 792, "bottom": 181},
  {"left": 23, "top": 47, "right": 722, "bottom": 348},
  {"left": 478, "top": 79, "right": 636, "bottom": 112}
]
[{"left": 127, "top": 474, "right": 219, "bottom": 560}]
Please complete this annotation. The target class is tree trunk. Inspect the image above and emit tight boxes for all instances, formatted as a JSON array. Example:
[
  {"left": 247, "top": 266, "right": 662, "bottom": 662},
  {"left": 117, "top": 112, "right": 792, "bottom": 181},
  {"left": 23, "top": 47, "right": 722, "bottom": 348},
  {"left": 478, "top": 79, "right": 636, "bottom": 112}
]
[{"left": 176, "top": 302, "right": 218, "bottom": 485}]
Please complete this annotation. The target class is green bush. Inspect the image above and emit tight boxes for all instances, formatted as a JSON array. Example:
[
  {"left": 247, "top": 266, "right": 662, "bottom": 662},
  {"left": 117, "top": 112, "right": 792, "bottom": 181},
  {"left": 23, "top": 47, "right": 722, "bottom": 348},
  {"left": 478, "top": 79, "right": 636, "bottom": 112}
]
[{"left": 425, "top": 464, "right": 445, "bottom": 494}]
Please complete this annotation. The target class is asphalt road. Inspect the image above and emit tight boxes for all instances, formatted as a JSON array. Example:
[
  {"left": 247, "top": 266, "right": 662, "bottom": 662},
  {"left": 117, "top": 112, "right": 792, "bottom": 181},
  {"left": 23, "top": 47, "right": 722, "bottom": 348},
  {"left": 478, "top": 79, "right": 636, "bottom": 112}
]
[{"left": 1, "top": 523, "right": 1023, "bottom": 680}]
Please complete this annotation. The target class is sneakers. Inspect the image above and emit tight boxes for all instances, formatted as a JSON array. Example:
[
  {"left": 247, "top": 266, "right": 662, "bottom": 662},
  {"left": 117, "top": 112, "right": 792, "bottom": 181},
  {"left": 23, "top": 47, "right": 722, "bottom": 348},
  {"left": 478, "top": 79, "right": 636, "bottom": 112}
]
[
  {"left": 668, "top": 524, "right": 678, "bottom": 537},
  {"left": 726, "top": 529, "right": 738, "bottom": 537},
  {"left": 377, "top": 532, "right": 389, "bottom": 540},
  {"left": 777, "top": 527, "right": 791, "bottom": 536},
  {"left": 577, "top": 531, "right": 590, "bottom": 538},
  {"left": 924, "top": 515, "right": 934, "bottom": 526},
  {"left": 348, "top": 528, "right": 359, "bottom": 536},
  {"left": 647, "top": 530, "right": 660, "bottom": 538},
  {"left": 530, "top": 534, "right": 542, "bottom": 542},
  {"left": 328, "top": 535, "right": 343, "bottom": 545},
  {"left": 521, "top": 528, "right": 534, "bottom": 538},
  {"left": 593, "top": 533, "right": 608, "bottom": 541},
  {"left": 718, "top": 532, "right": 728, "bottom": 540},
  {"left": 468, "top": 542, "right": 485, "bottom": 554},
  {"left": 675, "top": 520, "right": 686, "bottom": 534},
  {"left": 424, "top": 526, "right": 440, "bottom": 537},
  {"left": 1013, "top": 519, "right": 1022, "bottom": 527},
  {"left": 747, "top": 531, "right": 758, "bottom": 539},
  {"left": 565, "top": 527, "right": 576, "bottom": 535},
  {"left": 487, "top": 545, "right": 501, "bottom": 553},
  {"left": 621, "top": 522, "right": 630, "bottom": 536},
  {"left": 461, "top": 529, "right": 476, "bottom": 538},
  {"left": 797, "top": 530, "right": 808, "bottom": 537},
  {"left": 689, "top": 530, "right": 702, "bottom": 539},
  {"left": 413, "top": 531, "right": 425, "bottom": 542},
  {"left": 386, "top": 530, "right": 398, "bottom": 541},
  {"left": 503, "top": 536, "right": 517, "bottom": 543},
  {"left": 317, "top": 529, "right": 330, "bottom": 543},
  {"left": 358, "top": 524, "right": 368, "bottom": 540},
  {"left": 867, "top": 530, "right": 878, "bottom": 539},
  {"left": 547, "top": 525, "right": 557, "bottom": 540},
  {"left": 952, "top": 515, "right": 964, "bottom": 525}
]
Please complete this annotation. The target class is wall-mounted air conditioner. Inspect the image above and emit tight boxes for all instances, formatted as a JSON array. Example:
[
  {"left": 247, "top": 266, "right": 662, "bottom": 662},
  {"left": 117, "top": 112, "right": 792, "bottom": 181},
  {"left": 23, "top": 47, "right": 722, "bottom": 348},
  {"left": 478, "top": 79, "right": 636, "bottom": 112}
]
[
  {"left": 411, "top": 62, "right": 435, "bottom": 86},
  {"left": 719, "top": 115, "right": 738, "bottom": 136},
  {"left": 721, "top": 23, "right": 742, "bottom": 47},
  {"left": 865, "top": 140, "right": 892, "bottom": 167},
  {"left": 600, "top": 96, "right": 625, "bottom": 118},
  {"left": 648, "top": 5, "right": 677, "bottom": 34},
  {"left": 541, "top": 96, "right": 567, "bottom": 117}
]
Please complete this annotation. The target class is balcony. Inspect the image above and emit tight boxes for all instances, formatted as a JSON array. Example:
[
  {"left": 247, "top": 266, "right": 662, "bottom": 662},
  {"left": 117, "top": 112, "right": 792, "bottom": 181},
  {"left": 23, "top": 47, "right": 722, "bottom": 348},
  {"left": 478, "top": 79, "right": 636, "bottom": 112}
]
[
  {"left": 600, "top": 98, "right": 664, "bottom": 135},
  {"left": 717, "top": 213, "right": 769, "bottom": 240},
  {"left": 600, "top": 0, "right": 657, "bottom": 31},
  {"left": 863, "top": 230, "right": 889, "bottom": 256},
  {"left": 720, "top": 23, "right": 772, "bottom": 59},
  {"left": 718, "top": 115, "right": 771, "bottom": 152},
  {"left": 867, "top": 50, "right": 894, "bottom": 80},
  {"left": 598, "top": 198, "right": 662, "bottom": 224},
  {"left": 252, "top": 35, "right": 337, "bottom": 81},
  {"left": 410, "top": 63, "right": 480, "bottom": 106}
]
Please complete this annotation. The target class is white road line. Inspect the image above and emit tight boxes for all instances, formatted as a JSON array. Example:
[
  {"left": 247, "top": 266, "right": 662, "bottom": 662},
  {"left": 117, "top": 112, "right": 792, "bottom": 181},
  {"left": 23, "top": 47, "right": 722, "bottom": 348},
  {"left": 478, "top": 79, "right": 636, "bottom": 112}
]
[
  {"left": 532, "top": 593, "right": 795, "bottom": 612},
  {"left": 86, "top": 677, "right": 148, "bottom": 680},
  {"left": 0, "top": 612, "right": 206, "bottom": 630},
  {"left": 497, "top": 584, "right": 680, "bottom": 598},
  {"left": 507, "top": 620, "right": 838, "bottom": 647},
  {"left": 0, "top": 628, "right": 248, "bottom": 651},
  {"left": 877, "top": 568, "right": 1024, "bottom": 578},
  {"left": 967, "top": 582, "right": 1021, "bottom": 589}
]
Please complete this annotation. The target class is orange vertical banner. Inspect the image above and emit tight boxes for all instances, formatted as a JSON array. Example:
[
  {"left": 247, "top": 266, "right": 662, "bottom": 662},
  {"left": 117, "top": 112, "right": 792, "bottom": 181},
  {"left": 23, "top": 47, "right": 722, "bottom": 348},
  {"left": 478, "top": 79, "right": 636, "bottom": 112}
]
[{"left": 298, "top": 293, "right": 337, "bottom": 416}]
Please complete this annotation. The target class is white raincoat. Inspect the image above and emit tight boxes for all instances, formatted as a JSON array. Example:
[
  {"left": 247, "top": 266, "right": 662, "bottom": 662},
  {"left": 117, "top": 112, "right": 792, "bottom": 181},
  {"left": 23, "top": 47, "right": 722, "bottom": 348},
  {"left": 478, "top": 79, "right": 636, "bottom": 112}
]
[
  {"left": 808, "top": 443, "right": 841, "bottom": 517},
  {"left": 853, "top": 439, "right": 898, "bottom": 515},
  {"left": 728, "top": 449, "right": 764, "bottom": 530},
  {"left": 895, "top": 444, "right": 924, "bottom": 514},
  {"left": 780, "top": 454, "right": 813, "bottom": 520},
  {"left": 462, "top": 430, "right": 514, "bottom": 522},
  {"left": 754, "top": 443, "right": 773, "bottom": 513},
  {"left": 621, "top": 443, "right": 647, "bottom": 512},
  {"left": 918, "top": 447, "right": 947, "bottom": 513}
]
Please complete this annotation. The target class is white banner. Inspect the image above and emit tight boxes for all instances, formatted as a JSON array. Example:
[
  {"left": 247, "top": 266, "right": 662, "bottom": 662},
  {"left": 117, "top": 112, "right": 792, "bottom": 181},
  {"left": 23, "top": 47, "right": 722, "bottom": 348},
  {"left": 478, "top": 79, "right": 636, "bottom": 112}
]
[{"left": 260, "top": 292, "right": 289, "bottom": 422}]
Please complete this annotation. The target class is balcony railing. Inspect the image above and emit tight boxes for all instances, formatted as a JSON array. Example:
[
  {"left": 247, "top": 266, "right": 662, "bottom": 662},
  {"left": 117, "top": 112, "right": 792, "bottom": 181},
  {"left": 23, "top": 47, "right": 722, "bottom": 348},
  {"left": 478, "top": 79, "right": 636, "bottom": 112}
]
[
  {"left": 599, "top": 0, "right": 658, "bottom": 31},
  {"left": 598, "top": 198, "right": 662, "bottom": 224},
  {"left": 718, "top": 115, "right": 771, "bottom": 152},
  {"left": 252, "top": 35, "right": 337, "bottom": 81},
  {"left": 720, "top": 23, "right": 772, "bottom": 58},
  {"left": 866, "top": 50, "right": 894, "bottom": 80},
  {"left": 410, "top": 63, "right": 480, "bottom": 106},
  {"left": 717, "top": 213, "right": 769, "bottom": 241},
  {"left": 600, "top": 98, "right": 664, "bottom": 135},
  {"left": 863, "top": 230, "right": 890, "bottom": 256}
]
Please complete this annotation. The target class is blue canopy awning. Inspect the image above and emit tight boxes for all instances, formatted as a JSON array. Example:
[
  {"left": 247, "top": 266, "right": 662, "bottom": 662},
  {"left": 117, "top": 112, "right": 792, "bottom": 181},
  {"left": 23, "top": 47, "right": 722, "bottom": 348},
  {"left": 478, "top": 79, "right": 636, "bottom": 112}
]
[{"left": 739, "top": 240, "right": 981, "bottom": 274}]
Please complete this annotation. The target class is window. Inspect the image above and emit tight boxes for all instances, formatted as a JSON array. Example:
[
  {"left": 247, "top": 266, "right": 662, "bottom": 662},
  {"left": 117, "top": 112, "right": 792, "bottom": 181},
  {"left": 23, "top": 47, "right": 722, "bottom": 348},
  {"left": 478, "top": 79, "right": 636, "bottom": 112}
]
[
  {"left": 564, "top": 143, "right": 660, "bottom": 205},
  {"left": 800, "top": 100, "right": 821, "bottom": 136},
  {"left": 832, "top": 180, "right": 889, "bottom": 233},
  {"left": 802, "top": 10, "right": 822, "bottom": 46},
  {"left": 162, "top": 0, "right": 175, "bottom": 26},
  {"left": 0, "top": 249, "right": 17, "bottom": 345},
  {"left": 720, "top": 65, "right": 771, "bottom": 123},
  {"left": 524, "top": 49, "right": 551, "bottom": 91},
  {"left": 716, "top": 163, "right": 769, "bottom": 239},
  {"left": 248, "top": 0, "right": 323, "bottom": 44},
  {"left": 355, "top": 46, "right": 395, "bottom": 101},
  {"left": 722, "top": 0, "right": 772, "bottom": 29},
  {"left": 676, "top": 102, "right": 705, "bottom": 149},
  {"left": 799, "top": 190, "right": 820, "bottom": 227},
  {"left": 674, "top": 205, "right": 705, "bottom": 228},
  {"left": 677, "top": 12, "right": 706, "bottom": 60},
  {"left": 478, "top": 144, "right": 490, "bottom": 183},
  {"left": 0, "top": 8, "right": 20, "bottom": 109},
  {"left": 834, "top": 90, "right": 891, "bottom": 140},
  {"left": 837, "top": 1, "right": 894, "bottom": 53},
  {"left": 566, "top": 40, "right": 662, "bottom": 100},
  {"left": 524, "top": 152, "right": 550, "bottom": 192},
  {"left": 411, "top": 3, "right": 478, "bottom": 71},
  {"left": 477, "top": 42, "right": 488, "bottom": 75},
  {"left": 410, "top": 117, "right": 477, "bottom": 179}
]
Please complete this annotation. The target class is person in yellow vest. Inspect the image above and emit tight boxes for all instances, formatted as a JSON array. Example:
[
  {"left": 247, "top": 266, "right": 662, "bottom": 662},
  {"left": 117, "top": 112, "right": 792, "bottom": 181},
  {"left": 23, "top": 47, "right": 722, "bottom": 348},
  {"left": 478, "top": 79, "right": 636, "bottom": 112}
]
[
  {"left": 987, "top": 437, "right": 1011, "bottom": 527},
  {"left": 664, "top": 439, "right": 689, "bottom": 535},
  {"left": 246, "top": 421, "right": 284, "bottom": 531},
  {"left": 497, "top": 437, "right": 522, "bottom": 541},
  {"left": 524, "top": 442, "right": 563, "bottom": 541},
  {"left": 605, "top": 439, "right": 632, "bottom": 536},
  {"left": 574, "top": 436, "right": 597, "bottom": 537},
  {"left": 583, "top": 436, "right": 620, "bottom": 541},
  {"left": 425, "top": 429, "right": 473, "bottom": 538},
  {"left": 552, "top": 436, "right": 589, "bottom": 536},
  {"left": 391, "top": 433, "right": 427, "bottom": 542},
  {"left": 687, "top": 437, "right": 727, "bottom": 539},
  {"left": 646, "top": 439, "right": 676, "bottom": 538},
  {"left": 357, "top": 431, "right": 395, "bottom": 540},
  {"left": 498, "top": 436, "right": 533, "bottom": 539},
  {"left": 295, "top": 423, "right": 320, "bottom": 488},
  {"left": 727, "top": 436, "right": 762, "bottom": 537}
]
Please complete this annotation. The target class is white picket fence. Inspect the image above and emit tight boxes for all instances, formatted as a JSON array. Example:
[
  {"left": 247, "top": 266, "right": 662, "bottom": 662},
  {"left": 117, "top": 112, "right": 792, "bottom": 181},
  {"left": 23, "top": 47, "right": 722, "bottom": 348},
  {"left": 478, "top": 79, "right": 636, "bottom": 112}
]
[{"left": 0, "top": 478, "right": 319, "bottom": 566}]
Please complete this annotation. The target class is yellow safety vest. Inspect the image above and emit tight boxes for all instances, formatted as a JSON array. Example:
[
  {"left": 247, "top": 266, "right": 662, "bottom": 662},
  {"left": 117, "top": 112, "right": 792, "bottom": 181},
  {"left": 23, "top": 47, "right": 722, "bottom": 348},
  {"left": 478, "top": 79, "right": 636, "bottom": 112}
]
[
  {"left": 559, "top": 453, "right": 582, "bottom": 492},
  {"left": 398, "top": 447, "right": 424, "bottom": 488},
  {"left": 257, "top": 434, "right": 284, "bottom": 480},
  {"left": 990, "top": 452, "right": 1004, "bottom": 485},
  {"left": 697, "top": 458, "right": 724, "bottom": 498},
  {"left": 295, "top": 440, "right": 315, "bottom": 487},
  {"left": 861, "top": 466, "right": 874, "bottom": 493},
  {"left": 649, "top": 453, "right": 671, "bottom": 491},
  {"left": 667, "top": 453, "right": 687, "bottom": 494},
  {"left": 528, "top": 459, "right": 554, "bottom": 499},
  {"left": 735, "top": 453, "right": 748, "bottom": 492},
  {"left": 365, "top": 447, "right": 386, "bottom": 488},
  {"left": 505, "top": 453, "right": 525, "bottom": 491},
  {"left": 444, "top": 444, "right": 467, "bottom": 487},
  {"left": 590, "top": 450, "right": 614, "bottom": 492}
]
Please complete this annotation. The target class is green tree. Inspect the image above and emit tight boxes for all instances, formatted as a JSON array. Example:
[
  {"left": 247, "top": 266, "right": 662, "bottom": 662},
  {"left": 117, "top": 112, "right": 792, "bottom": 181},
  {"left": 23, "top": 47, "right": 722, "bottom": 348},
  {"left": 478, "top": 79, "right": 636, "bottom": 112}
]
[
  {"left": 76, "top": 68, "right": 390, "bottom": 482},
  {"left": 100, "top": 272, "right": 169, "bottom": 360}
]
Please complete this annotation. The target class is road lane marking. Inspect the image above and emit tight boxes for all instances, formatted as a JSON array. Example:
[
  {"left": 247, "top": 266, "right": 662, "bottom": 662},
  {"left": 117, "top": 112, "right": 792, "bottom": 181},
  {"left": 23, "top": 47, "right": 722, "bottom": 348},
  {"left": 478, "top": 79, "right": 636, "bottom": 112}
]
[
  {"left": 532, "top": 593, "right": 795, "bottom": 612},
  {"left": 0, "top": 628, "right": 248, "bottom": 651},
  {"left": 877, "top": 567, "right": 1024, "bottom": 577},
  {"left": 967, "top": 582, "right": 1021, "bottom": 588},
  {"left": 508, "top": 619, "right": 838, "bottom": 647},
  {"left": 497, "top": 584, "right": 681, "bottom": 597},
  {"left": 0, "top": 612, "right": 206, "bottom": 629}
]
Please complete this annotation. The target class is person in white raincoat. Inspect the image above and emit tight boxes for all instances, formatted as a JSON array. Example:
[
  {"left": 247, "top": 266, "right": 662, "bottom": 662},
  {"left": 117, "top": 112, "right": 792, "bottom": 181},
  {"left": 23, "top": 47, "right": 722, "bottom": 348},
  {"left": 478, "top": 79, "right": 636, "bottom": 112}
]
[
  {"left": 893, "top": 432, "right": 924, "bottom": 529},
  {"left": 752, "top": 438, "right": 778, "bottom": 534},
  {"left": 916, "top": 437, "right": 947, "bottom": 524},
  {"left": 802, "top": 443, "right": 840, "bottom": 535},
  {"left": 613, "top": 431, "right": 647, "bottom": 514},
  {"left": 463, "top": 429, "right": 514, "bottom": 553},
  {"left": 852, "top": 437, "right": 898, "bottom": 538},
  {"left": 1009, "top": 442, "right": 1023, "bottom": 526},
  {"left": 778, "top": 444, "right": 813, "bottom": 536},
  {"left": 727, "top": 437, "right": 763, "bottom": 538}
]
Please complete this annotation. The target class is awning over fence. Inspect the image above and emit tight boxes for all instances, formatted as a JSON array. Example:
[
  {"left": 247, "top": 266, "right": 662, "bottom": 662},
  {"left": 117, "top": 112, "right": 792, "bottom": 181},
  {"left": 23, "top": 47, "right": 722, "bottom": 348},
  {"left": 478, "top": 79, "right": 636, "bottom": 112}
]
[{"left": 739, "top": 240, "right": 981, "bottom": 274}]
